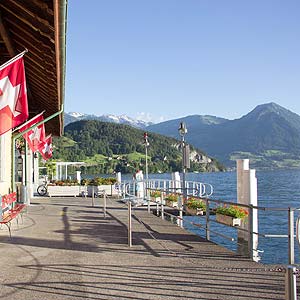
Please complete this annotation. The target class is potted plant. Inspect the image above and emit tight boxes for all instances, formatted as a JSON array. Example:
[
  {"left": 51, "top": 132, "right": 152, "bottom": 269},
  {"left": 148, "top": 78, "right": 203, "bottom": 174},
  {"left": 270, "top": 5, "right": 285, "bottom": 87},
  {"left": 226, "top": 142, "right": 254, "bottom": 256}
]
[
  {"left": 165, "top": 193, "right": 178, "bottom": 208},
  {"left": 87, "top": 177, "right": 118, "bottom": 196},
  {"left": 150, "top": 190, "right": 161, "bottom": 202},
  {"left": 215, "top": 204, "right": 248, "bottom": 226},
  {"left": 185, "top": 198, "right": 206, "bottom": 216}
]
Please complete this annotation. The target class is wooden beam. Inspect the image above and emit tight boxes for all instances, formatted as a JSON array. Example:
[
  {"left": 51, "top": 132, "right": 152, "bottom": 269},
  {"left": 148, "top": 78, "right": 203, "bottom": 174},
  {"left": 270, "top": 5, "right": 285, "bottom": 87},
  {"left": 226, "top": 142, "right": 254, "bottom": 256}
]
[
  {"left": 0, "top": 12, "right": 16, "bottom": 56},
  {"left": 0, "top": 4, "right": 54, "bottom": 43}
]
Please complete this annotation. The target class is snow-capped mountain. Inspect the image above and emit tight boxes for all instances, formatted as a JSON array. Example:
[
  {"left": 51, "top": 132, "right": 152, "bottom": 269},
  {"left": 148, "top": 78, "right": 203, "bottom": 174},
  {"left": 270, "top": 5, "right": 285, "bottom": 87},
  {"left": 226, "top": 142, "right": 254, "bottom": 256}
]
[{"left": 64, "top": 112, "right": 154, "bottom": 129}]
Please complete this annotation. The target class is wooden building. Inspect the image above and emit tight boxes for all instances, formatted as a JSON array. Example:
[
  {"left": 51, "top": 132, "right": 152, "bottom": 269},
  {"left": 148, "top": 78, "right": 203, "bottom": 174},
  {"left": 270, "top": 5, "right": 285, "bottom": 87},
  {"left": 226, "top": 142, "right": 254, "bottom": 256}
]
[{"left": 0, "top": 0, "right": 67, "bottom": 195}]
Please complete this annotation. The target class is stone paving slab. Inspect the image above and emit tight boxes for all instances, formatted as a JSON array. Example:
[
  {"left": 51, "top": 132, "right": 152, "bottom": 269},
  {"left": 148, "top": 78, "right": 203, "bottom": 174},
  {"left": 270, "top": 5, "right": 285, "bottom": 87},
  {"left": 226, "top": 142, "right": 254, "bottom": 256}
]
[{"left": 0, "top": 197, "right": 289, "bottom": 299}]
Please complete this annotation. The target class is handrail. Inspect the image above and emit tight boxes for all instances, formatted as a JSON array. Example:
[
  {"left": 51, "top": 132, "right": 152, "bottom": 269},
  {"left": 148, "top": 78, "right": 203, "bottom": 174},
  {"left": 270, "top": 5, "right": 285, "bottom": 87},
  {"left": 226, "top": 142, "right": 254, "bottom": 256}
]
[
  {"left": 120, "top": 178, "right": 300, "bottom": 265},
  {"left": 120, "top": 178, "right": 214, "bottom": 199}
]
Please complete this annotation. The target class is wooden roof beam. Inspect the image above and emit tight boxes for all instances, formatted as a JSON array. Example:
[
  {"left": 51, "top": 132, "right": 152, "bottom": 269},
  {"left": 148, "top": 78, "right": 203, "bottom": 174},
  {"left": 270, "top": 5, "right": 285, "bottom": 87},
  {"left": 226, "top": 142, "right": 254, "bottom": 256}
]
[
  {"left": 0, "top": 4, "right": 54, "bottom": 42},
  {"left": 0, "top": 12, "right": 16, "bottom": 56}
]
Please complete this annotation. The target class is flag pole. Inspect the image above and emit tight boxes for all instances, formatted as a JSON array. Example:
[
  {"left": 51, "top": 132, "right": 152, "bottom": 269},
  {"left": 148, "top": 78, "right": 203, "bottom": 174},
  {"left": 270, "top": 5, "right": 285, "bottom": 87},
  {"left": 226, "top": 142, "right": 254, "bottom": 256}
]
[
  {"left": 12, "top": 110, "right": 46, "bottom": 133},
  {"left": 0, "top": 49, "right": 28, "bottom": 70},
  {"left": 11, "top": 104, "right": 64, "bottom": 193}
]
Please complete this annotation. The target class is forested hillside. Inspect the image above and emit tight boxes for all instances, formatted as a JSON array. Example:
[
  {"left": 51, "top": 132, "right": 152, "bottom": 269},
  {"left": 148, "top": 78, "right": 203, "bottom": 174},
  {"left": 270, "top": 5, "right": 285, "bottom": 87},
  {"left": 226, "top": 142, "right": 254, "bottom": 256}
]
[{"left": 52, "top": 120, "right": 224, "bottom": 174}]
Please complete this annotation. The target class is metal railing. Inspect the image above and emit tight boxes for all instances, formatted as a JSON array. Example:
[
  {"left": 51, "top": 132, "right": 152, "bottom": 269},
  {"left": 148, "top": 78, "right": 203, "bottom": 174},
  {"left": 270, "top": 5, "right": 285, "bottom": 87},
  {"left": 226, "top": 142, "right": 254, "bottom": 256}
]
[
  {"left": 119, "top": 180, "right": 299, "bottom": 300},
  {"left": 120, "top": 179, "right": 213, "bottom": 200},
  {"left": 150, "top": 194, "right": 300, "bottom": 263}
]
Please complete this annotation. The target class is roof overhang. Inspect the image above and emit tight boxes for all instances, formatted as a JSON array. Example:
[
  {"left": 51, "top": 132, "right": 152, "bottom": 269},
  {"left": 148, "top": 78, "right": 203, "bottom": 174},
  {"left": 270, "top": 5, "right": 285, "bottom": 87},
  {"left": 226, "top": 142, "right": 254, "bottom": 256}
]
[{"left": 0, "top": 0, "right": 67, "bottom": 136}]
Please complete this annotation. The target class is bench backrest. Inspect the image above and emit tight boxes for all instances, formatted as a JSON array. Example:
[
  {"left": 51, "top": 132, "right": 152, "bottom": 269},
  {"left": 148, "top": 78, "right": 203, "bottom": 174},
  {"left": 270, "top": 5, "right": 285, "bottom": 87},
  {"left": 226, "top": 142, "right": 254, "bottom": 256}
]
[{"left": 0, "top": 192, "right": 17, "bottom": 221}]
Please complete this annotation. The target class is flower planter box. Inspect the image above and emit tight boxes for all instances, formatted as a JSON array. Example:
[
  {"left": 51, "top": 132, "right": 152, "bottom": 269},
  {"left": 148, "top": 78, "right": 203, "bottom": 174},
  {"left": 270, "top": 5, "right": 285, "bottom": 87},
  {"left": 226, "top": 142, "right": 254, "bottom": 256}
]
[
  {"left": 185, "top": 206, "right": 205, "bottom": 216},
  {"left": 47, "top": 185, "right": 81, "bottom": 197},
  {"left": 87, "top": 185, "right": 118, "bottom": 197},
  {"left": 216, "top": 213, "right": 241, "bottom": 227},
  {"left": 165, "top": 199, "right": 178, "bottom": 208}
]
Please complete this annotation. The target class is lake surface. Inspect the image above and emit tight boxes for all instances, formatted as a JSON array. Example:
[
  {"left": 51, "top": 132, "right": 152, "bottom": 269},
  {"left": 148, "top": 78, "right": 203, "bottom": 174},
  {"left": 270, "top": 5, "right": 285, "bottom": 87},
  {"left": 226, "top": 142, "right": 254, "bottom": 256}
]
[{"left": 119, "top": 169, "right": 300, "bottom": 265}]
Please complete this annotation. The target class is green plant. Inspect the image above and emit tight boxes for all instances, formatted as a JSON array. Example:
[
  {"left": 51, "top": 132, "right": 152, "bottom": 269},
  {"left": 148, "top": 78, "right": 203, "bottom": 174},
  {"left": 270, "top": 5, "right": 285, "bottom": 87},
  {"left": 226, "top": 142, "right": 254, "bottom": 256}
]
[
  {"left": 53, "top": 179, "right": 79, "bottom": 186},
  {"left": 165, "top": 193, "right": 178, "bottom": 202},
  {"left": 89, "top": 177, "right": 117, "bottom": 186},
  {"left": 186, "top": 198, "right": 206, "bottom": 211},
  {"left": 150, "top": 190, "right": 161, "bottom": 198},
  {"left": 216, "top": 205, "right": 248, "bottom": 219}
]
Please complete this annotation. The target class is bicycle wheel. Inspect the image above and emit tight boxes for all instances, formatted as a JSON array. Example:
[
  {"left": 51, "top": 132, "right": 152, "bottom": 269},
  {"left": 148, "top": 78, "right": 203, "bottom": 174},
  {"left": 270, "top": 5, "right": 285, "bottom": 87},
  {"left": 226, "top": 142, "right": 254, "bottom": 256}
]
[{"left": 37, "top": 184, "right": 47, "bottom": 196}]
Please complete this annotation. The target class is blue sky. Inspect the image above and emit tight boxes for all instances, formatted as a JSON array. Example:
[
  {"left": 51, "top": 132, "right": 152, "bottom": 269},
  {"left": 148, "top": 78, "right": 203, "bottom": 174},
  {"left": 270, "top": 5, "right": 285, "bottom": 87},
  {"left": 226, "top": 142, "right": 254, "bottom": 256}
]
[{"left": 65, "top": 0, "right": 300, "bottom": 123}]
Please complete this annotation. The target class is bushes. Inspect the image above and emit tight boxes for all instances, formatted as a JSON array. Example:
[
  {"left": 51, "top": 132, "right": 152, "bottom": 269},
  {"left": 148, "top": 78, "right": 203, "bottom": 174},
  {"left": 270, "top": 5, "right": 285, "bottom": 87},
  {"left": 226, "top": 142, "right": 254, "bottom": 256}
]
[
  {"left": 51, "top": 177, "right": 117, "bottom": 186},
  {"left": 82, "top": 177, "right": 117, "bottom": 186}
]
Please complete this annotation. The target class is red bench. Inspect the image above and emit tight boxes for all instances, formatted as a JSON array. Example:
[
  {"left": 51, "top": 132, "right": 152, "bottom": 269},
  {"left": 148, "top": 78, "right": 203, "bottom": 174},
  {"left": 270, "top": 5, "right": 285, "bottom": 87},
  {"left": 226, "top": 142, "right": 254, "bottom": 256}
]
[{"left": 0, "top": 192, "right": 26, "bottom": 238}]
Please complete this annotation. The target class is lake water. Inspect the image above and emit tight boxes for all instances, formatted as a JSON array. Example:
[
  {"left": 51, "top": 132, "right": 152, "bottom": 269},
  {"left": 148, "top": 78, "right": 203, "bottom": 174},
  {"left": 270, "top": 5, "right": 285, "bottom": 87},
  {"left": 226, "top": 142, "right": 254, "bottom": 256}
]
[{"left": 119, "top": 169, "right": 300, "bottom": 265}]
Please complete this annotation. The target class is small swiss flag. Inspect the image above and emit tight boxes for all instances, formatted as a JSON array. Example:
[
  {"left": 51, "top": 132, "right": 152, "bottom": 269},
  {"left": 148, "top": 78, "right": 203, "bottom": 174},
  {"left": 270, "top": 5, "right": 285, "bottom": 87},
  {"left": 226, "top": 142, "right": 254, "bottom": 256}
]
[
  {"left": 38, "top": 135, "right": 53, "bottom": 160},
  {"left": 19, "top": 112, "right": 45, "bottom": 152}
]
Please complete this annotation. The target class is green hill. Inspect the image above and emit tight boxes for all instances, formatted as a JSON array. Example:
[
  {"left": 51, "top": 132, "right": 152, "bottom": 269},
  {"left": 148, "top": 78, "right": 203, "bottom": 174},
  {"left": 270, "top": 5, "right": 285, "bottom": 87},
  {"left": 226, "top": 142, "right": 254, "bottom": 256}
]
[{"left": 52, "top": 120, "right": 225, "bottom": 174}]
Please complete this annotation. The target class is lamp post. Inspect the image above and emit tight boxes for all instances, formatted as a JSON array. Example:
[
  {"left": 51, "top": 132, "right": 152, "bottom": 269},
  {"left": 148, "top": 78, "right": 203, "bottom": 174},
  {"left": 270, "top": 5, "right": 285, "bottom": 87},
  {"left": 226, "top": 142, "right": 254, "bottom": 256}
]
[
  {"left": 178, "top": 122, "right": 188, "bottom": 201},
  {"left": 143, "top": 132, "right": 149, "bottom": 181},
  {"left": 143, "top": 132, "right": 150, "bottom": 212}
]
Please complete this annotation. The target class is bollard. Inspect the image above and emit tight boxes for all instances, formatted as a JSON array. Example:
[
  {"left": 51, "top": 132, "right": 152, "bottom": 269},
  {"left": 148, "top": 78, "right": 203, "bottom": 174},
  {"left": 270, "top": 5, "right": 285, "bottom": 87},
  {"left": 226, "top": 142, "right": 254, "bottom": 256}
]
[
  {"left": 161, "top": 203, "right": 164, "bottom": 220},
  {"left": 128, "top": 201, "right": 132, "bottom": 247},
  {"left": 147, "top": 198, "right": 150, "bottom": 214},
  {"left": 103, "top": 192, "right": 107, "bottom": 218},
  {"left": 285, "top": 265, "right": 297, "bottom": 300},
  {"left": 92, "top": 186, "right": 95, "bottom": 207}
]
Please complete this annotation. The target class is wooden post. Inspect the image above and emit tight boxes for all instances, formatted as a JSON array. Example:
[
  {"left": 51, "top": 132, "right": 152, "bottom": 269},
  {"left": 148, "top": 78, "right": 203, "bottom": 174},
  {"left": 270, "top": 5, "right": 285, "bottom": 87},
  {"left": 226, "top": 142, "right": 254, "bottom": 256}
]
[{"left": 236, "top": 159, "right": 259, "bottom": 261}]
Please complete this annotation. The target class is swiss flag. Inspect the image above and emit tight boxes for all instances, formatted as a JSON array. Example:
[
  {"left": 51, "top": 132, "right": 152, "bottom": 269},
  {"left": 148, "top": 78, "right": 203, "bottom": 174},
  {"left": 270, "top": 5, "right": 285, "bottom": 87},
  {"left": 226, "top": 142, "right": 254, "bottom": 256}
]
[
  {"left": 0, "top": 54, "right": 28, "bottom": 135},
  {"left": 38, "top": 135, "right": 52, "bottom": 160},
  {"left": 19, "top": 112, "right": 45, "bottom": 152}
]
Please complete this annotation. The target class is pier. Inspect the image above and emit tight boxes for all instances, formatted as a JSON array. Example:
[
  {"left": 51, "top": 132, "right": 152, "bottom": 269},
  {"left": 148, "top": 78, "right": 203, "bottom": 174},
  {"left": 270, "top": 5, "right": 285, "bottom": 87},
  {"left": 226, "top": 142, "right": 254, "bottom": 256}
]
[{"left": 0, "top": 196, "right": 288, "bottom": 300}]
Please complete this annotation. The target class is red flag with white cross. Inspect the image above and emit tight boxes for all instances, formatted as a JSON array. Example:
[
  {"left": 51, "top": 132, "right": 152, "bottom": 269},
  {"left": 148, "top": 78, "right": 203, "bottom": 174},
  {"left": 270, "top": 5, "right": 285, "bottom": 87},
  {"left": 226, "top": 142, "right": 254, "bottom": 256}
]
[
  {"left": 0, "top": 53, "right": 28, "bottom": 135},
  {"left": 38, "top": 135, "right": 52, "bottom": 160},
  {"left": 19, "top": 112, "right": 45, "bottom": 152}
]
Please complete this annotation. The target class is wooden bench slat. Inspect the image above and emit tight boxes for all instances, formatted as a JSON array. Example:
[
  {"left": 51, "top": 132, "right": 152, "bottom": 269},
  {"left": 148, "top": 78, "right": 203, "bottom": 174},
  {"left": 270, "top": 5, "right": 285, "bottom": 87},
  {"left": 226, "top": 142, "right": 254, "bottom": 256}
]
[{"left": 0, "top": 193, "right": 25, "bottom": 227}]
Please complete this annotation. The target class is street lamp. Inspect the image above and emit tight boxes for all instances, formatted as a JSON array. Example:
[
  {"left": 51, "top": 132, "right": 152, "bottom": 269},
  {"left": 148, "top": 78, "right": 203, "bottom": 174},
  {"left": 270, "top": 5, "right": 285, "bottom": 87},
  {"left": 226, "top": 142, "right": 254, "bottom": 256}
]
[
  {"left": 143, "top": 132, "right": 149, "bottom": 181},
  {"left": 178, "top": 122, "right": 188, "bottom": 201},
  {"left": 143, "top": 132, "right": 150, "bottom": 212}
]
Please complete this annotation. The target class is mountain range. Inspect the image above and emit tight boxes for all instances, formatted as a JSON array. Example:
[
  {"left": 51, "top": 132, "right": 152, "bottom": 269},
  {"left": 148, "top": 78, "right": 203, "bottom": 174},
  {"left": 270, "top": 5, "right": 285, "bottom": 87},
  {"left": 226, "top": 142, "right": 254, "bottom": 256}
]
[
  {"left": 65, "top": 103, "right": 300, "bottom": 169},
  {"left": 147, "top": 102, "right": 300, "bottom": 169},
  {"left": 65, "top": 112, "right": 153, "bottom": 129}
]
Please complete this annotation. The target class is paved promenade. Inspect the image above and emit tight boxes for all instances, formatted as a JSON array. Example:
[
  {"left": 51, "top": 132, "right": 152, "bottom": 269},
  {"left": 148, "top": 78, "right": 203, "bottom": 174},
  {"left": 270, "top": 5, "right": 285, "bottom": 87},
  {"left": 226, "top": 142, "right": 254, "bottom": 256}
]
[{"left": 0, "top": 196, "right": 288, "bottom": 299}]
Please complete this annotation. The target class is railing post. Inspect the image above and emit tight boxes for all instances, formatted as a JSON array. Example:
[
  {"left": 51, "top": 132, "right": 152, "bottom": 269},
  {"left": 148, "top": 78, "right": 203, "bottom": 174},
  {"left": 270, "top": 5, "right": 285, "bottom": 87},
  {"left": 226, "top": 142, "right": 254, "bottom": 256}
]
[
  {"left": 285, "top": 265, "right": 297, "bottom": 300},
  {"left": 248, "top": 204, "right": 253, "bottom": 259},
  {"left": 288, "top": 208, "right": 295, "bottom": 265},
  {"left": 156, "top": 194, "right": 160, "bottom": 216},
  {"left": 205, "top": 198, "right": 210, "bottom": 241},
  {"left": 178, "top": 194, "right": 183, "bottom": 228},
  {"left": 128, "top": 201, "right": 132, "bottom": 247},
  {"left": 179, "top": 207, "right": 183, "bottom": 228}
]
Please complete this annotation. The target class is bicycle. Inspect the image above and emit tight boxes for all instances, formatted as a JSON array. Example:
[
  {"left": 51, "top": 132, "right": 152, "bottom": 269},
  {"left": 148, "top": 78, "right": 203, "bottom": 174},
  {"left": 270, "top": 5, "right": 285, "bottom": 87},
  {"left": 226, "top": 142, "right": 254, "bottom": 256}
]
[{"left": 37, "top": 177, "right": 48, "bottom": 196}]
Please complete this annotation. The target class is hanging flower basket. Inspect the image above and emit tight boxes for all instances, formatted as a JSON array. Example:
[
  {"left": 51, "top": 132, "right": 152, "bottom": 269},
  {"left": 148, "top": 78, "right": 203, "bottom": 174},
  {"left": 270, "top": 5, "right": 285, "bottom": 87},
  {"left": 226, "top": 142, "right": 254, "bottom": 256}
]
[
  {"left": 150, "top": 196, "right": 161, "bottom": 203},
  {"left": 150, "top": 190, "right": 161, "bottom": 203},
  {"left": 185, "top": 198, "right": 206, "bottom": 216},
  {"left": 185, "top": 207, "right": 205, "bottom": 216},
  {"left": 215, "top": 204, "right": 248, "bottom": 227},
  {"left": 165, "top": 194, "right": 178, "bottom": 208},
  {"left": 165, "top": 199, "right": 178, "bottom": 208},
  {"left": 216, "top": 213, "right": 241, "bottom": 226}
]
